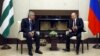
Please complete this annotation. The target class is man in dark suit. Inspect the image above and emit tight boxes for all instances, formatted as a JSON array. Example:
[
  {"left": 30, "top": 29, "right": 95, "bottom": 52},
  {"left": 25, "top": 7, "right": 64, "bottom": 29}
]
[
  {"left": 63, "top": 12, "right": 84, "bottom": 54},
  {"left": 21, "top": 11, "right": 43, "bottom": 56}
]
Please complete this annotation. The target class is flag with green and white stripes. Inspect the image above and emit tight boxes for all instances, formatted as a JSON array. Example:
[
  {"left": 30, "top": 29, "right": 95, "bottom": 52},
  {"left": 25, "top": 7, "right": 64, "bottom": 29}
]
[{"left": 0, "top": 0, "right": 14, "bottom": 37}]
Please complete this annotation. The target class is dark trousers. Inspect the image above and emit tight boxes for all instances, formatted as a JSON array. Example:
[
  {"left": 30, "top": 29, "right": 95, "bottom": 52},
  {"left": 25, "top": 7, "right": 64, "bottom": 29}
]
[
  {"left": 66, "top": 32, "right": 81, "bottom": 52},
  {"left": 25, "top": 33, "right": 40, "bottom": 54}
]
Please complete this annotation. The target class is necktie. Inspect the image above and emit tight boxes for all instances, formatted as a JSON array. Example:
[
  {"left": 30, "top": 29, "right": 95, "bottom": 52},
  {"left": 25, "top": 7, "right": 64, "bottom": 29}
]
[
  {"left": 73, "top": 20, "right": 76, "bottom": 27},
  {"left": 73, "top": 19, "right": 77, "bottom": 33},
  {"left": 29, "top": 20, "right": 32, "bottom": 31}
]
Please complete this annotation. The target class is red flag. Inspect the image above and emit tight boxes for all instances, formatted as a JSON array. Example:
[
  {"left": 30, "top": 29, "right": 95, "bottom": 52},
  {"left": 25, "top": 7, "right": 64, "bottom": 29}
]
[{"left": 88, "top": 0, "right": 100, "bottom": 35}]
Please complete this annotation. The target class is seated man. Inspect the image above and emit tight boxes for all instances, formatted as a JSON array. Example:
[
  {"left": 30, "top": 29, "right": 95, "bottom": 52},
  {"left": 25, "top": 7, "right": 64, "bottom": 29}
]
[
  {"left": 63, "top": 12, "right": 84, "bottom": 54},
  {"left": 21, "top": 11, "right": 43, "bottom": 56}
]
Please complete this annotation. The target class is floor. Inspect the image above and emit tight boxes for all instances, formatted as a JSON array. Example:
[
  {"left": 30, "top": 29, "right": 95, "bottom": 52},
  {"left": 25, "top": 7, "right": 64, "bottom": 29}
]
[{"left": 0, "top": 44, "right": 100, "bottom": 56}]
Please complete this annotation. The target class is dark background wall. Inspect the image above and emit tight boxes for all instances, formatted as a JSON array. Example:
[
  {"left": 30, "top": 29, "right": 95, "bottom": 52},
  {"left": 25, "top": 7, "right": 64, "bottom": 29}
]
[{"left": 0, "top": 0, "right": 3, "bottom": 16}]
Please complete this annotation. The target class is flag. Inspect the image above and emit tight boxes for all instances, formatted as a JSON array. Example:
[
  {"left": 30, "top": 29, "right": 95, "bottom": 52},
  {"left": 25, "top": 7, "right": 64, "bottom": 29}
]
[
  {"left": 0, "top": 0, "right": 14, "bottom": 37},
  {"left": 88, "top": 0, "right": 100, "bottom": 35}
]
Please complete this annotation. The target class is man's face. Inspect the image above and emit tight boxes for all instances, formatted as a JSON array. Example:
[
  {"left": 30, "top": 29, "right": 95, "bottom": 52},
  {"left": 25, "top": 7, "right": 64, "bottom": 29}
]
[
  {"left": 29, "top": 12, "right": 35, "bottom": 20},
  {"left": 71, "top": 13, "right": 77, "bottom": 20}
]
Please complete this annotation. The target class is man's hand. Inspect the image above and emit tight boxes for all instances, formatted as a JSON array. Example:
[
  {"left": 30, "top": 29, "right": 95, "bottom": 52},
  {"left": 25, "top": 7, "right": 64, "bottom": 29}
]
[
  {"left": 72, "top": 26, "right": 78, "bottom": 31},
  {"left": 31, "top": 31, "right": 34, "bottom": 37},
  {"left": 31, "top": 31, "right": 34, "bottom": 34},
  {"left": 69, "top": 29, "right": 72, "bottom": 32},
  {"left": 74, "top": 26, "right": 78, "bottom": 29},
  {"left": 29, "top": 32, "right": 34, "bottom": 37},
  {"left": 72, "top": 26, "right": 78, "bottom": 30}
]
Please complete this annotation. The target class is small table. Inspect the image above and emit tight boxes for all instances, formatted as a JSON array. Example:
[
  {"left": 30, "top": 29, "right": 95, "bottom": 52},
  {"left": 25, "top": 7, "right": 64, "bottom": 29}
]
[{"left": 50, "top": 36, "right": 59, "bottom": 51}]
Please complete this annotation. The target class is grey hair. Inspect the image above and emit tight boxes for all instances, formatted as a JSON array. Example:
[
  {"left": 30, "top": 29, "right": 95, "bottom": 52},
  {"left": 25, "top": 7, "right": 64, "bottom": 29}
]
[{"left": 28, "top": 11, "right": 35, "bottom": 16}]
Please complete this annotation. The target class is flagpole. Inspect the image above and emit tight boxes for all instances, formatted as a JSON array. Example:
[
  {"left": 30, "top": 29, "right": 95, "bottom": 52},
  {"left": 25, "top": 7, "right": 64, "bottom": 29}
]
[
  {"left": 0, "top": 0, "right": 14, "bottom": 50},
  {"left": 0, "top": 34, "right": 3, "bottom": 45},
  {"left": 93, "top": 33, "right": 100, "bottom": 49},
  {"left": 1, "top": 34, "right": 11, "bottom": 50}
]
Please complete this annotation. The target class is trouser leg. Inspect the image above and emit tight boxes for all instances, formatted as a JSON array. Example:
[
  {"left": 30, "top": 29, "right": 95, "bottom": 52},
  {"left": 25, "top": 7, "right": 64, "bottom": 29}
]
[
  {"left": 26, "top": 37, "right": 33, "bottom": 54},
  {"left": 66, "top": 33, "right": 73, "bottom": 50},
  {"left": 76, "top": 33, "right": 81, "bottom": 54},
  {"left": 34, "top": 34, "right": 40, "bottom": 51}
]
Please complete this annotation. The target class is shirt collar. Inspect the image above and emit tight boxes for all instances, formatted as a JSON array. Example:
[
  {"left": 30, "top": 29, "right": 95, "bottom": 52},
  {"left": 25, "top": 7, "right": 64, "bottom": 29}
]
[
  {"left": 75, "top": 18, "right": 77, "bottom": 20},
  {"left": 73, "top": 18, "right": 77, "bottom": 21},
  {"left": 29, "top": 18, "right": 31, "bottom": 21}
]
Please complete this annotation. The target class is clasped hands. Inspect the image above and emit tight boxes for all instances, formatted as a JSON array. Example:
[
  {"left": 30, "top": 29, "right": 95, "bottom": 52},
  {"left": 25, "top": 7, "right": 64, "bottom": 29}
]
[
  {"left": 28, "top": 31, "right": 34, "bottom": 37},
  {"left": 69, "top": 26, "right": 78, "bottom": 32}
]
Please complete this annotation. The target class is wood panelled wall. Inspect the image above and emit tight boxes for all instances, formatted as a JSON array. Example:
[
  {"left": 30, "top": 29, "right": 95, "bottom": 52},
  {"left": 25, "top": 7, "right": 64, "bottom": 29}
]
[{"left": 30, "top": 10, "right": 79, "bottom": 16}]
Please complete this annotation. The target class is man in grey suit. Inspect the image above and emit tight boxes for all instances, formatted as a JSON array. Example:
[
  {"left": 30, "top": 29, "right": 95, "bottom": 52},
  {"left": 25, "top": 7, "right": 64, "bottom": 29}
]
[{"left": 21, "top": 11, "right": 43, "bottom": 56}]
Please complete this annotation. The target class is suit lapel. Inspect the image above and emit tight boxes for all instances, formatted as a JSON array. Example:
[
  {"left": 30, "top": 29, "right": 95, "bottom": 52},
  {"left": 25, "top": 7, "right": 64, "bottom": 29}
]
[
  {"left": 76, "top": 18, "right": 79, "bottom": 26},
  {"left": 26, "top": 18, "right": 30, "bottom": 25}
]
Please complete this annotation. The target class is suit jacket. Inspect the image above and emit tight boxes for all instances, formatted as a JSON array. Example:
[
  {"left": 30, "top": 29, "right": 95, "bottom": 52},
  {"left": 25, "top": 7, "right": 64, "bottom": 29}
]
[
  {"left": 21, "top": 18, "right": 36, "bottom": 37},
  {"left": 69, "top": 18, "right": 85, "bottom": 33}
]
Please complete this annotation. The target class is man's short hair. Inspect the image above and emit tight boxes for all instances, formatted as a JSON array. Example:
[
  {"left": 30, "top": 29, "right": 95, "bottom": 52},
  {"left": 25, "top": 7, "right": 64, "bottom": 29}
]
[
  {"left": 71, "top": 12, "right": 78, "bottom": 17},
  {"left": 28, "top": 11, "right": 35, "bottom": 16},
  {"left": 71, "top": 12, "right": 77, "bottom": 15}
]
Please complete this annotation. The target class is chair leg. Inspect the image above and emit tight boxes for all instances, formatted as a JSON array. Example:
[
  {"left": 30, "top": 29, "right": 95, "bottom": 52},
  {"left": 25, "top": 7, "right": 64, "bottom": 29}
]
[
  {"left": 87, "top": 41, "right": 89, "bottom": 50},
  {"left": 16, "top": 39, "right": 19, "bottom": 50},
  {"left": 21, "top": 41, "right": 23, "bottom": 54},
  {"left": 82, "top": 41, "right": 84, "bottom": 54},
  {"left": 73, "top": 42, "right": 75, "bottom": 49}
]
